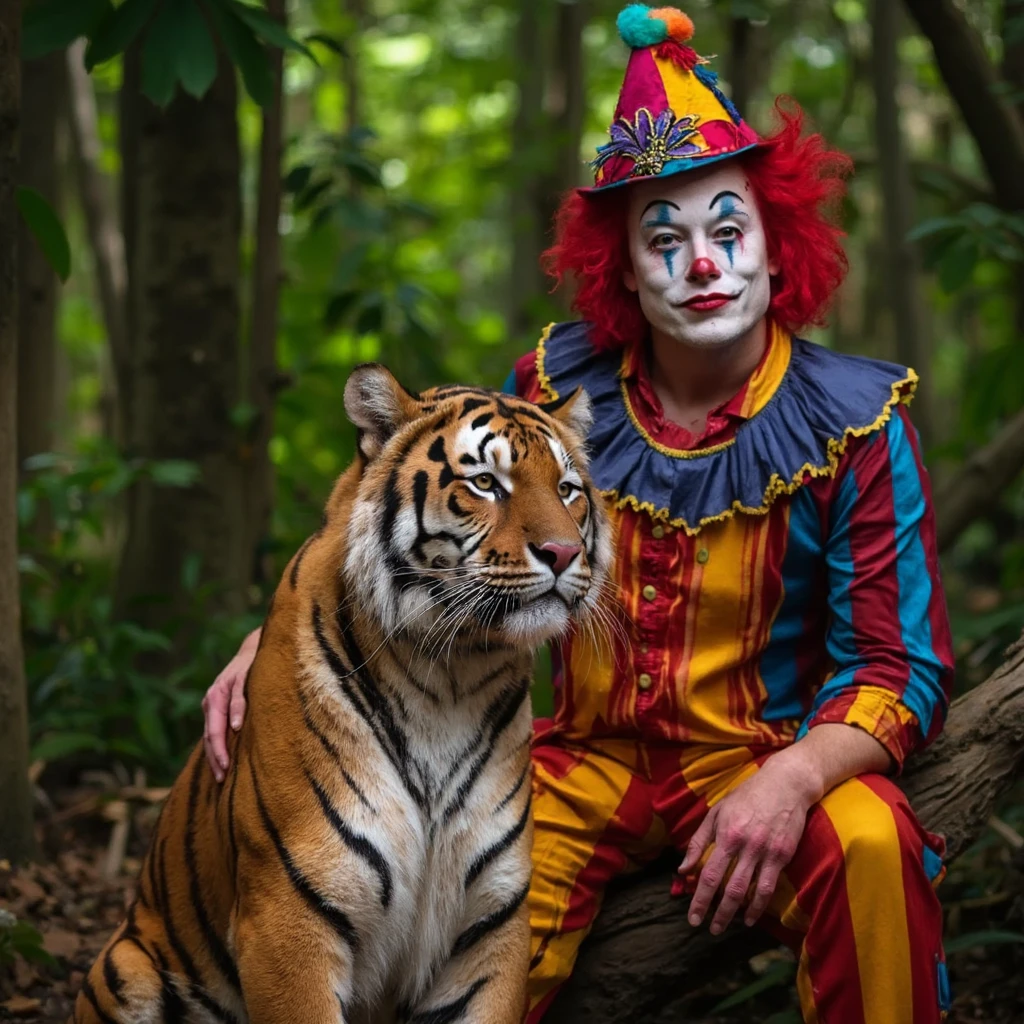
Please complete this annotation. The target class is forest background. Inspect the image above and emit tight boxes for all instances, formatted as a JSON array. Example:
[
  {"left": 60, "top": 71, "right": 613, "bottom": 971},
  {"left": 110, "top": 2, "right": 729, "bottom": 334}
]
[{"left": 4, "top": 0, "right": 1024, "bottom": 1019}]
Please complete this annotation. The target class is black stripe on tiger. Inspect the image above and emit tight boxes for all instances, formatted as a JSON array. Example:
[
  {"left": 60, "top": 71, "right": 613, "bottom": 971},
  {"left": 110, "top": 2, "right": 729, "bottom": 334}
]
[
  {"left": 303, "top": 768, "right": 393, "bottom": 908},
  {"left": 153, "top": 948, "right": 188, "bottom": 1024},
  {"left": 315, "top": 603, "right": 415, "bottom": 790},
  {"left": 248, "top": 757, "right": 360, "bottom": 952},
  {"left": 494, "top": 765, "right": 528, "bottom": 813},
  {"left": 442, "top": 678, "right": 529, "bottom": 824},
  {"left": 451, "top": 883, "right": 530, "bottom": 959},
  {"left": 297, "top": 689, "right": 377, "bottom": 810},
  {"left": 155, "top": 835, "right": 239, "bottom": 1024},
  {"left": 184, "top": 755, "right": 241, "bottom": 992},
  {"left": 81, "top": 975, "right": 119, "bottom": 1024},
  {"left": 102, "top": 940, "right": 127, "bottom": 1005},
  {"left": 464, "top": 797, "right": 530, "bottom": 888},
  {"left": 407, "top": 977, "right": 490, "bottom": 1024},
  {"left": 330, "top": 603, "right": 427, "bottom": 809}
]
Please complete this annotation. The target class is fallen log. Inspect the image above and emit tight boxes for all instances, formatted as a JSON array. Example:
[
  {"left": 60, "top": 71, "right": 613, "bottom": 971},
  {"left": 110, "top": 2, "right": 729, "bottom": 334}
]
[{"left": 551, "top": 634, "right": 1024, "bottom": 1024}]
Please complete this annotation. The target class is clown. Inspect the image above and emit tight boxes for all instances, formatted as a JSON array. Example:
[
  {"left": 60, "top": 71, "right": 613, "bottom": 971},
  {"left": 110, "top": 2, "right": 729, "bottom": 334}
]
[{"left": 204, "top": 6, "right": 954, "bottom": 1022}]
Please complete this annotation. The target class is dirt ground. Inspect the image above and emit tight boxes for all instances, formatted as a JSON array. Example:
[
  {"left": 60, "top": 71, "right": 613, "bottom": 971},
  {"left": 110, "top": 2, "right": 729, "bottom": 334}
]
[{"left": 2, "top": 774, "right": 1023, "bottom": 1023}]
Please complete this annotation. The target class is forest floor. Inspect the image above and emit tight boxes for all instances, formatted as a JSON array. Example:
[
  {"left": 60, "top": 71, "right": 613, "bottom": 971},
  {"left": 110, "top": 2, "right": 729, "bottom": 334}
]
[{"left": 2, "top": 775, "right": 1024, "bottom": 1023}]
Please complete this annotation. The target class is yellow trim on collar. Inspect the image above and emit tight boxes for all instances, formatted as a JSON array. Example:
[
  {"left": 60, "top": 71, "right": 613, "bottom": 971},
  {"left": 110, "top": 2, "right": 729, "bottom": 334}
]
[{"left": 601, "top": 372, "right": 918, "bottom": 535}]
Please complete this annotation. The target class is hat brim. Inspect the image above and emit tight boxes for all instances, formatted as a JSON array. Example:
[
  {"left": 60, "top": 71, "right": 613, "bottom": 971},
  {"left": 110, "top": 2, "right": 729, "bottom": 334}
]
[{"left": 578, "top": 141, "right": 762, "bottom": 195}]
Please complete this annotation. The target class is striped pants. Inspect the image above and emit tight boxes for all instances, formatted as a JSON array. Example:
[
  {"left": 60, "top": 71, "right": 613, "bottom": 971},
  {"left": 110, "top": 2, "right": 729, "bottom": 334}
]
[{"left": 526, "top": 737, "right": 949, "bottom": 1023}]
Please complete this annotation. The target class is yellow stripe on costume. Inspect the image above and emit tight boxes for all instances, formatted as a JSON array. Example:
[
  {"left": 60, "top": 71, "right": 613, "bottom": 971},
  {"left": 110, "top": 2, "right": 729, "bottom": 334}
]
[{"left": 819, "top": 778, "right": 915, "bottom": 1023}]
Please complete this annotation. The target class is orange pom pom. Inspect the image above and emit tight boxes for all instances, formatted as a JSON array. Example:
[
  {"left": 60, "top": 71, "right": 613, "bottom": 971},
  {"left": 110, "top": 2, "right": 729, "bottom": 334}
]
[{"left": 650, "top": 7, "right": 695, "bottom": 43}]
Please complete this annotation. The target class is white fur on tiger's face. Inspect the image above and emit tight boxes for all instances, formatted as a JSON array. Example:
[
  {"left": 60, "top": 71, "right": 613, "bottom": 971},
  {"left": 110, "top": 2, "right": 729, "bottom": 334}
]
[{"left": 343, "top": 367, "right": 612, "bottom": 650}]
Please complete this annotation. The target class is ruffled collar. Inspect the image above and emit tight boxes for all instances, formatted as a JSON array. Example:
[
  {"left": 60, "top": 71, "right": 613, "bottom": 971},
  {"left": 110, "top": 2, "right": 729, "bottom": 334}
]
[{"left": 536, "top": 321, "right": 917, "bottom": 535}]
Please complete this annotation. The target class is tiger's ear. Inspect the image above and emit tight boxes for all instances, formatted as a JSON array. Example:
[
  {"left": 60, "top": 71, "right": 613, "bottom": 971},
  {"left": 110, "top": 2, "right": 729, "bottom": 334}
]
[
  {"left": 344, "top": 363, "right": 421, "bottom": 460},
  {"left": 539, "top": 386, "right": 593, "bottom": 443}
]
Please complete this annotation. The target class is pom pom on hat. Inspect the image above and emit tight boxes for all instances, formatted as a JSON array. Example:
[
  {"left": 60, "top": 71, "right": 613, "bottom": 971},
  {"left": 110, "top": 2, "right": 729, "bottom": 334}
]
[{"left": 617, "top": 4, "right": 695, "bottom": 49}]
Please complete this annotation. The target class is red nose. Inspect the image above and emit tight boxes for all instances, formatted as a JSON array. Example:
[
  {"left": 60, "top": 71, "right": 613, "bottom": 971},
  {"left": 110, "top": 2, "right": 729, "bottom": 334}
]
[
  {"left": 534, "top": 542, "right": 582, "bottom": 576},
  {"left": 687, "top": 257, "right": 720, "bottom": 281}
]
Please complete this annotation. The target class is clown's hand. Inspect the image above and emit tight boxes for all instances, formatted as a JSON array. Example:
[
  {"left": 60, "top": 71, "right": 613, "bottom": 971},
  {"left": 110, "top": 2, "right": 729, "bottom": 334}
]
[{"left": 677, "top": 756, "right": 819, "bottom": 935}]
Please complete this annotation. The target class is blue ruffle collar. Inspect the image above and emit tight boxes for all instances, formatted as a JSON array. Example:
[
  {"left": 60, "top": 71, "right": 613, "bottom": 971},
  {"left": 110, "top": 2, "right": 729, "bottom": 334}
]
[{"left": 536, "top": 321, "right": 917, "bottom": 535}]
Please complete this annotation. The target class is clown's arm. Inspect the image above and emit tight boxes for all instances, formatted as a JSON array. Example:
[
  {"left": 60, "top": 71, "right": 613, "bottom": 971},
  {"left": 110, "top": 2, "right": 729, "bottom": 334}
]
[{"left": 681, "top": 403, "right": 955, "bottom": 934}]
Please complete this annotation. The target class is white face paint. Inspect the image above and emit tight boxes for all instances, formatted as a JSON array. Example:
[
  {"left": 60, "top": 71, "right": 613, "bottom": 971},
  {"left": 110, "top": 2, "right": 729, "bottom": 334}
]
[{"left": 623, "top": 163, "right": 778, "bottom": 350}]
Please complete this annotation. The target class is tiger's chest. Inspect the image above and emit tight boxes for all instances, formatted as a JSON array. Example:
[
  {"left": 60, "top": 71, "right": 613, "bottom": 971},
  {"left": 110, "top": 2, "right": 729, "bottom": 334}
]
[{"left": 310, "top": 678, "right": 533, "bottom": 1012}]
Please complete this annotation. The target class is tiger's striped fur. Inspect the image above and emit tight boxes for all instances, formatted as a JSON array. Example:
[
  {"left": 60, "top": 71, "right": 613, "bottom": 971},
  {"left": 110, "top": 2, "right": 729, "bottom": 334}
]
[{"left": 74, "top": 365, "right": 611, "bottom": 1024}]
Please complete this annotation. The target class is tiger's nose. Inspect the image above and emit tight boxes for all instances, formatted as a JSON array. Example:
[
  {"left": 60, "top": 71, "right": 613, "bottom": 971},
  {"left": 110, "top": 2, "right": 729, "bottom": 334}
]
[{"left": 531, "top": 542, "right": 583, "bottom": 576}]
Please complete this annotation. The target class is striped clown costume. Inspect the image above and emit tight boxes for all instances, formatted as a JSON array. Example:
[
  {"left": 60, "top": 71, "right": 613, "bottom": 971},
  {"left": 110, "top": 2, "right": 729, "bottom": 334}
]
[{"left": 505, "top": 6, "right": 955, "bottom": 1022}]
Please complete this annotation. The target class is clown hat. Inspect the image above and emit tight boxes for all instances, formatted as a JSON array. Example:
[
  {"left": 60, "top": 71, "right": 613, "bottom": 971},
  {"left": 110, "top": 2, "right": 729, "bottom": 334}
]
[{"left": 587, "top": 5, "right": 760, "bottom": 191}]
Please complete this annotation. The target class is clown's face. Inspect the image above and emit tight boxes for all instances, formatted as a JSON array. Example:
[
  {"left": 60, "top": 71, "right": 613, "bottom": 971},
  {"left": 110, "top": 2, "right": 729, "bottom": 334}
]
[{"left": 623, "top": 163, "right": 778, "bottom": 351}]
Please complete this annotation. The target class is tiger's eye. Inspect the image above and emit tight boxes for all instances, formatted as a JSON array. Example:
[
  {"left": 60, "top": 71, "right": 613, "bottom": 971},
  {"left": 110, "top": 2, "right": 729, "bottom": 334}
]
[
  {"left": 558, "top": 481, "right": 573, "bottom": 498},
  {"left": 473, "top": 473, "right": 494, "bottom": 491}
]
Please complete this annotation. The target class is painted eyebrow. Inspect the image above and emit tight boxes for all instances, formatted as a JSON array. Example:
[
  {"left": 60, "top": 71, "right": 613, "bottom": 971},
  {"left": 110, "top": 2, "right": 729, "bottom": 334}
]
[
  {"left": 709, "top": 190, "right": 745, "bottom": 210},
  {"left": 640, "top": 199, "right": 680, "bottom": 221}
]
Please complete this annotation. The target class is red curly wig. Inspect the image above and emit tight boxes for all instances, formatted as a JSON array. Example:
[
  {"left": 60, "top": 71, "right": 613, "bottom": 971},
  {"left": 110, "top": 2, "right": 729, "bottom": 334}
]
[{"left": 542, "top": 100, "right": 853, "bottom": 351}]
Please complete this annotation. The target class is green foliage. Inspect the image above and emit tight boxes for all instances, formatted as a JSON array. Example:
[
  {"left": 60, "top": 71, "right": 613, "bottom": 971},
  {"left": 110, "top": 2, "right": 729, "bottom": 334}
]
[
  {"left": 23, "top": 0, "right": 313, "bottom": 107},
  {"left": 0, "top": 911, "right": 57, "bottom": 971},
  {"left": 18, "top": 448, "right": 258, "bottom": 781},
  {"left": 909, "top": 204, "right": 1024, "bottom": 294},
  {"left": 15, "top": 187, "right": 70, "bottom": 282}
]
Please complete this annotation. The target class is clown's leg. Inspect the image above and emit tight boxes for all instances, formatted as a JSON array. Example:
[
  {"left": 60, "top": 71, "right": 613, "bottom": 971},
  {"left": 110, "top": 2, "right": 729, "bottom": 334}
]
[
  {"left": 525, "top": 739, "right": 664, "bottom": 1023},
  {"left": 762, "top": 774, "right": 948, "bottom": 1024}
]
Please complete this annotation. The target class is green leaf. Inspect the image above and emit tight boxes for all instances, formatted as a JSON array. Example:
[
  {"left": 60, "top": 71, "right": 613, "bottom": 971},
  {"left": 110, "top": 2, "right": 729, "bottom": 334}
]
[
  {"left": 284, "top": 163, "right": 313, "bottom": 194},
  {"left": 22, "top": 0, "right": 112, "bottom": 60},
  {"left": 149, "top": 459, "right": 200, "bottom": 487},
  {"left": 173, "top": 0, "right": 218, "bottom": 99},
  {"left": 710, "top": 960, "right": 796, "bottom": 1012},
  {"left": 31, "top": 731, "right": 105, "bottom": 762},
  {"left": 15, "top": 187, "right": 70, "bottom": 282},
  {"left": 84, "top": 0, "right": 160, "bottom": 70},
  {"left": 304, "top": 32, "right": 347, "bottom": 57},
  {"left": 945, "top": 930, "right": 1024, "bottom": 954},
  {"left": 906, "top": 215, "right": 961, "bottom": 244},
  {"left": 140, "top": 0, "right": 182, "bottom": 106},
  {"left": 938, "top": 237, "right": 980, "bottom": 293},
  {"left": 205, "top": 0, "right": 273, "bottom": 106},
  {"left": 226, "top": 0, "right": 315, "bottom": 60}
]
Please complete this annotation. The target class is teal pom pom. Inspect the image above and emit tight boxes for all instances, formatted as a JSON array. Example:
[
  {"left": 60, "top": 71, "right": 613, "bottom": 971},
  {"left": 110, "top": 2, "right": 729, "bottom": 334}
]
[{"left": 617, "top": 5, "right": 668, "bottom": 48}]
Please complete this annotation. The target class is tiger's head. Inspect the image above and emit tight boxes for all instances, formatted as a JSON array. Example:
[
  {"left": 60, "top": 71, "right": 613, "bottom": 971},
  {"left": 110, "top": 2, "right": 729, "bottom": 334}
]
[{"left": 341, "top": 364, "right": 611, "bottom": 649}]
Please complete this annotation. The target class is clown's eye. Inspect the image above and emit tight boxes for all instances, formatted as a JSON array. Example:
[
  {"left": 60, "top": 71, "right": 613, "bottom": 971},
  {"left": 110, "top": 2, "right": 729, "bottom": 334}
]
[
  {"left": 651, "top": 233, "right": 678, "bottom": 249},
  {"left": 558, "top": 481, "right": 579, "bottom": 499},
  {"left": 716, "top": 226, "right": 741, "bottom": 240},
  {"left": 472, "top": 473, "right": 495, "bottom": 491}
]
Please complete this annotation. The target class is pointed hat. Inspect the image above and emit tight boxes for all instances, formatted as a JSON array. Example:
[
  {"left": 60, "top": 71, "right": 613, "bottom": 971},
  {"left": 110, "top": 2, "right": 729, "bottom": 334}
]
[{"left": 587, "top": 5, "right": 760, "bottom": 191}]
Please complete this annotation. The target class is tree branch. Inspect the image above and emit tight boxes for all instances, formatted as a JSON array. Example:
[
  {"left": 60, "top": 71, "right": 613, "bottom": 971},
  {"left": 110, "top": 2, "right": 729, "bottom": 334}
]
[
  {"left": 902, "top": 0, "right": 1024, "bottom": 211},
  {"left": 935, "top": 407, "right": 1024, "bottom": 552},
  {"left": 550, "top": 634, "right": 1024, "bottom": 1023}
]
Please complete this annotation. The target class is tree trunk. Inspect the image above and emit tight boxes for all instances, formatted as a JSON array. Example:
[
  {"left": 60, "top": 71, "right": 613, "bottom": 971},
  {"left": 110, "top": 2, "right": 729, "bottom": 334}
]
[
  {"left": 66, "top": 39, "right": 128, "bottom": 443},
  {"left": 0, "top": 0, "right": 36, "bottom": 863},
  {"left": 244, "top": 0, "right": 285, "bottom": 591},
  {"left": 114, "top": 55, "right": 247, "bottom": 633},
  {"left": 508, "top": 2, "right": 589, "bottom": 339},
  {"left": 507, "top": 3, "right": 550, "bottom": 342},
  {"left": 16, "top": 51, "right": 62, "bottom": 471},
  {"left": 902, "top": 0, "right": 1024, "bottom": 213},
  {"left": 551, "top": 634, "right": 1024, "bottom": 1022},
  {"left": 870, "top": 0, "right": 933, "bottom": 448}
]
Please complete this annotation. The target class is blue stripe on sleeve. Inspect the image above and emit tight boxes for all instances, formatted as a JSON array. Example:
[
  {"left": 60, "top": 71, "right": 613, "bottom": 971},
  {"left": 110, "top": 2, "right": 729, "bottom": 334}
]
[
  {"left": 796, "top": 461, "right": 861, "bottom": 739},
  {"left": 886, "top": 411, "right": 943, "bottom": 737},
  {"left": 501, "top": 369, "right": 517, "bottom": 396}
]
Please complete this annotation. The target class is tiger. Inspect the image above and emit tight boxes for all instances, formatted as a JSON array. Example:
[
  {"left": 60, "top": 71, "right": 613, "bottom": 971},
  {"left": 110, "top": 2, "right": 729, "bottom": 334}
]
[{"left": 74, "top": 362, "right": 612, "bottom": 1024}]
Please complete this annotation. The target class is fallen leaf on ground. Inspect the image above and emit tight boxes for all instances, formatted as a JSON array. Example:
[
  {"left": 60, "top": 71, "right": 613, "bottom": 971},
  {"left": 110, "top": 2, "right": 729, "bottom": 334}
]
[{"left": 2, "top": 995, "right": 42, "bottom": 1015}]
